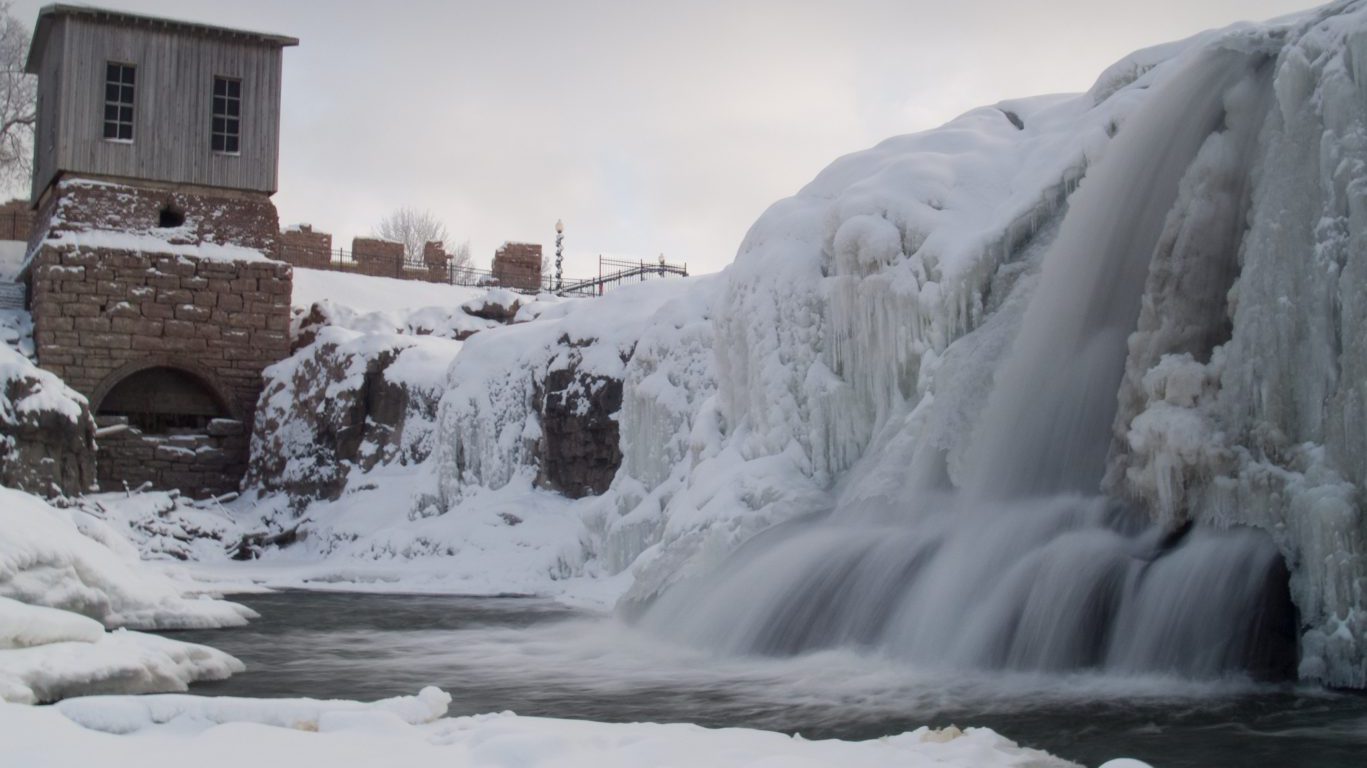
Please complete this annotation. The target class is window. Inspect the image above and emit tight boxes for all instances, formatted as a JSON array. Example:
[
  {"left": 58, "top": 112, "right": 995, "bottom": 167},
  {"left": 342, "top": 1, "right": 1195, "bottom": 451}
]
[
  {"left": 103, "top": 62, "right": 135, "bottom": 141},
  {"left": 212, "top": 77, "right": 241, "bottom": 154}
]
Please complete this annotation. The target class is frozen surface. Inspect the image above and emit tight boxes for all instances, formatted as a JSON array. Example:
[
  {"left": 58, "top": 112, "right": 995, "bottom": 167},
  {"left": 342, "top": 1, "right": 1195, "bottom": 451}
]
[{"left": 0, "top": 688, "right": 1094, "bottom": 768}]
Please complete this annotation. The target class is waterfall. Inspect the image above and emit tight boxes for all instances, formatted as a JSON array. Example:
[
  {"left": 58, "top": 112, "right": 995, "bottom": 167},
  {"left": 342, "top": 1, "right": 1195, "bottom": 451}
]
[
  {"left": 966, "top": 49, "right": 1262, "bottom": 499},
  {"left": 638, "top": 47, "right": 1302, "bottom": 680}
]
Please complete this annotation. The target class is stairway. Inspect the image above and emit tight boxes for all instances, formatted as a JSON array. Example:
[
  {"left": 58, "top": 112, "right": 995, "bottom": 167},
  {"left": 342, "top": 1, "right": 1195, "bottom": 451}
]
[{"left": 0, "top": 280, "right": 24, "bottom": 310}]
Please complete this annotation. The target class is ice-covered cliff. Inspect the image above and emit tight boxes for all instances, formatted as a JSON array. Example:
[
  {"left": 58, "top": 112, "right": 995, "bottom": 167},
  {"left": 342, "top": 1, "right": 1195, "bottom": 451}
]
[
  {"left": 617, "top": 1, "right": 1367, "bottom": 686},
  {"left": 257, "top": 1, "right": 1367, "bottom": 686}
]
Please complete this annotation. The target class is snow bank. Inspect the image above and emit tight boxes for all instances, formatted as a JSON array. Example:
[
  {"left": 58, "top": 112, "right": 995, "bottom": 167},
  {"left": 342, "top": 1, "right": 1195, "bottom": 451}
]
[
  {"left": 0, "top": 487, "right": 253, "bottom": 629},
  {"left": 0, "top": 689, "right": 1100, "bottom": 768},
  {"left": 0, "top": 615, "right": 242, "bottom": 704},
  {"left": 292, "top": 267, "right": 489, "bottom": 315},
  {"left": 55, "top": 686, "right": 451, "bottom": 733}
]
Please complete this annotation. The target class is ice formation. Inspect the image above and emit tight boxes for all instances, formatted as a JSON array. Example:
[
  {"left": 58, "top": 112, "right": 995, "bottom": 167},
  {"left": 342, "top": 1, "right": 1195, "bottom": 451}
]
[{"left": 621, "top": 1, "right": 1365, "bottom": 686}]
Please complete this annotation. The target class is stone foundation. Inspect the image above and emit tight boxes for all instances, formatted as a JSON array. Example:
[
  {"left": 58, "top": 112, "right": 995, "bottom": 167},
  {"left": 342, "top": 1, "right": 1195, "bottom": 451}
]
[
  {"left": 94, "top": 416, "right": 247, "bottom": 497},
  {"left": 27, "top": 246, "right": 291, "bottom": 420},
  {"left": 32, "top": 177, "right": 280, "bottom": 254}
]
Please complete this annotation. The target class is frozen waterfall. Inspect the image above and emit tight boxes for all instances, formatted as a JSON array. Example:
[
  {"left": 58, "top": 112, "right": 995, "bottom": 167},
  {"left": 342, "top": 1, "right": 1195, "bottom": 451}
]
[{"left": 638, "top": 44, "right": 1306, "bottom": 680}]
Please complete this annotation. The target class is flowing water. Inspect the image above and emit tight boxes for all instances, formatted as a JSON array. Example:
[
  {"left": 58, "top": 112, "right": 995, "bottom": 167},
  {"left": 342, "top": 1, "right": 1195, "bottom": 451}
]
[
  {"left": 640, "top": 48, "right": 1299, "bottom": 681},
  {"left": 169, "top": 591, "right": 1367, "bottom": 768}
]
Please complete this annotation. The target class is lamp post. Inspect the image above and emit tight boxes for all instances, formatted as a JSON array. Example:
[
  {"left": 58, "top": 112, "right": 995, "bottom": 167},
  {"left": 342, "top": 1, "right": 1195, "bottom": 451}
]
[{"left": 554, "top": 219, "right": 564, "bottom": 292}]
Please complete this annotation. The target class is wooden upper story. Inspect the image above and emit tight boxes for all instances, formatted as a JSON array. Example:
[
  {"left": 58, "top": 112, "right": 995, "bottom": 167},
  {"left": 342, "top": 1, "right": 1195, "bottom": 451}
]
[{"left": 26, "top": 4, "right": 297, "bottom": 203}]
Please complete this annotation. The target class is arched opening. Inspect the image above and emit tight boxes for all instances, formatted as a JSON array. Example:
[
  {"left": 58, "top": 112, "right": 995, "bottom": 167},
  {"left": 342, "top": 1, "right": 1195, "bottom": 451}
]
[
  {"left": 97, "top": 366, "right": 229, "bottom": 434},
  {"left": 158, "top": 204, "right": 185, "bottom": 228}
]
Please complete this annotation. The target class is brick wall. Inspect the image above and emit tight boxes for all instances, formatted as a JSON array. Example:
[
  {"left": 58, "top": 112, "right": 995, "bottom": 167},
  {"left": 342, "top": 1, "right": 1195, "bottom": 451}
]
[
  {"left": 399, "top": 240, "right": 448, "bottom": 284},
  {"left": 36, "top": 178, "right": 279, "bottom": 253},
  {"left": 0, "top": 198, "right": 32, "bottom": 241},
  {"left": 277, "top": 224, "right": 332, "bottom": 269},
  {"left": 26, "top": 243, "right": 290, "bottom": 497},
  {"left": 94, "top": 416, "right": 248, "bottom": 497},
  {"left": 492, "top": 242, "right": 542, "bottom": 292},
  {"left": 351, "top": 237, "right": 403, "bottom": 278}
]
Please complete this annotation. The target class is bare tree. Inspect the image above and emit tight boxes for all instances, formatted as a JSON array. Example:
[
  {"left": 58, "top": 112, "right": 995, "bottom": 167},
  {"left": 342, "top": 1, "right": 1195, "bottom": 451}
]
[
  {"left": 375, "top": 207, "right": 449, "bottom": 267},
  {"left": 0, "top": 3, "right": 35, "bottom": 192}
]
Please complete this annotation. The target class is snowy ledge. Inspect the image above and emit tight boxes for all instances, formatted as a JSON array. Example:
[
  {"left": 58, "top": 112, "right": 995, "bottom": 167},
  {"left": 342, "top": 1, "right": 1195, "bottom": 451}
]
[{"left": 0, "top": 686, "right": 1153, "bottom": 768}]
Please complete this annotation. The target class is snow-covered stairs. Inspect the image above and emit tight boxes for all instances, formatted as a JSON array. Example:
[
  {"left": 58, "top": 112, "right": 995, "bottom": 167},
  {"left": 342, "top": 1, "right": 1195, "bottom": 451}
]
[{"left": 0, "top": 280, "right": 24, "bottom": 310}]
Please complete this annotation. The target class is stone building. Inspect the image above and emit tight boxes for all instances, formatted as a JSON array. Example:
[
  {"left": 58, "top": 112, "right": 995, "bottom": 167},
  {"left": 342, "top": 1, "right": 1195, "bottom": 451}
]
[
  {"left": 492, "top": 242, "right": 542, "bottom": 292},
  {"left": 20, "top": 5, "right": 297, "bottom": 497}
]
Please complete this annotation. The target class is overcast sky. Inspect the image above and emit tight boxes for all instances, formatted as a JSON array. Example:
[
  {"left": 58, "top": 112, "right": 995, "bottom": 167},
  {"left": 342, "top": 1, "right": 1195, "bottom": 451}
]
[{"left": 12, "top": 0, "right": 1315, "bottom": 277}]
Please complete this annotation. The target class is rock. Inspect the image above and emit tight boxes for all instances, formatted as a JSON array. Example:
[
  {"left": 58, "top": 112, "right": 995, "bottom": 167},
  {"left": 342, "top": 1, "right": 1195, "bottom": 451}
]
[
  {"left": 0, "top": 347, "right": 96, "bottom": 497},
  {"left": 533, "top": 339, "right": 625, "bottom": 498},
  {"left": 246, "top": 328, "right": 448, "bottom": 504},
  {"left": 460, "top": 291, "right": 521, "bottom": 323}
]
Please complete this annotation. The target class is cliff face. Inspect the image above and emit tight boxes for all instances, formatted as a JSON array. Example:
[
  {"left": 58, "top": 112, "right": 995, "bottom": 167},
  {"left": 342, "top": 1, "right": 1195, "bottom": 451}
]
[
  {"left": 534, "top": 341, "right": 626, "bottom": 499},
  {"left": 247, "top": 326, "right": 451, "bottom": 504}
]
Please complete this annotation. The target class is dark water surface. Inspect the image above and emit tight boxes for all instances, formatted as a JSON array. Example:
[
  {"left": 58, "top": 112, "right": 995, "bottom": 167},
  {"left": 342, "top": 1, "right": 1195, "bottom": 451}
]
[{"left": 167, "top": 591, "right": 1367, "bottom": 768}]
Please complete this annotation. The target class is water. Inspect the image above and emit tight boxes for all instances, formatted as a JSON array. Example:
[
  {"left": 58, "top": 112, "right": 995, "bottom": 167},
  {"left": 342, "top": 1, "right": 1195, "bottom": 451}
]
[
  {"left": 168, "top": 590, "right": 1367, "bottom": 768},
  {"left": 639, "top": 48, "right": 1294, "bottom": 683},
  {"left": 967, "top": 48, "right": 1266, "bottom": 498},
  {"left": 640, "top": 500, "right": 1297, "bottom": 678}
]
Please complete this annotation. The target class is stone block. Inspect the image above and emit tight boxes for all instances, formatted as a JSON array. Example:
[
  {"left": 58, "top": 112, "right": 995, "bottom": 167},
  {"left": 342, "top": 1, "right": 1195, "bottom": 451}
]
[
  {"left": 164, "top": 319, "right": 196, "bottom": 338},
  {"left": 175, "top": 304, "right": 212, "bottom": 322}
]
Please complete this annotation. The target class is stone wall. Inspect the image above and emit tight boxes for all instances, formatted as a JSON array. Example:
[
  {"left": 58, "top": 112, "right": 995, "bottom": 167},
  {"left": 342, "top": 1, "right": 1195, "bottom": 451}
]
[
  {"left": 27, "top": 246, "right": 291, "bottom": 420},
  {"left": 94, "top": 416, "right": 247, "bottom": 497},
  {"left": 351, "top": 237, "right": 404, "bottom": 278},
  {"left": 0, "top": 198, "right": 32, "bottom": 242},
  {"left": 33, "top": 178, "right": 280, "bottom": 253},
  {"left": 492, "top": 242, "right": 542, "bottom": 292},
  {"left": 26, "top": 242, "right": 290, "bottom": 497},
  {"left": 400, "top": 240, "right": 449, "bottom": 284},
  {"left": 277, "top": 224, "right": 332, "bottom": 270}
]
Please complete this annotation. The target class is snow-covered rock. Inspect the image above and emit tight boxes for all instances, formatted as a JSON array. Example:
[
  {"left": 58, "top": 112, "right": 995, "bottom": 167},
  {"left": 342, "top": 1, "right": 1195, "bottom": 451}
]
[
  {"left": 0, "top": 343, "right": 95, "bottom": 497},
  {"left": 248, "top": 326, "right": 458, "bottom": 504}
]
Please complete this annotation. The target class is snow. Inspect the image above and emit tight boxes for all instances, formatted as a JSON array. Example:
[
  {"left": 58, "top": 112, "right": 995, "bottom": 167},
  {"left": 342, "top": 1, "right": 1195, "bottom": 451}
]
[
  {"left": 292, "top": 267, "right": 489, "bottom": 314},
  {"left": 0, "top": 620, "right": 242, "bottom": 704},
  {"left": 0, "top": 487, "right": 253, "bottom": 630},
  {"left": 43, "top": 229, "right": 272, "bottom": 264},
  {"left": 0, "top": 689, "right": 1096, "bottom": 768},
  {"left": 0, "top": 239, "right": 26, "bottom": 281},
  {"left": 0, "top": 341, "right": 85, "bottom": 423}
]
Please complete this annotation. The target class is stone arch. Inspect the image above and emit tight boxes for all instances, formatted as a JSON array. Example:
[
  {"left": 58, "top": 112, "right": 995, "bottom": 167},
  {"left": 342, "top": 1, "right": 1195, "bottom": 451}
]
[{"left": 91, "top": 357, "right": 238, "bottom": 434}]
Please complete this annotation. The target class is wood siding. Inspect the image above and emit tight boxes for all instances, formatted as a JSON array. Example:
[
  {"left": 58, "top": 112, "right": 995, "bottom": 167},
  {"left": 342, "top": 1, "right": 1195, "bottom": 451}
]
[{"left": 32, "top": 16, "right": 285, "bottom": 200}]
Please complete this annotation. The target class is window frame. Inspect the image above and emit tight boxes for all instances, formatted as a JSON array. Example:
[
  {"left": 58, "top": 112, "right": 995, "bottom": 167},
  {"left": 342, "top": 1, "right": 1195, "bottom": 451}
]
[
  {"left": 211, "top": 76, "right": 242, "bottom": 156},
  {"left": 102, "top": 61, "right": 136, "bottom": 143}
]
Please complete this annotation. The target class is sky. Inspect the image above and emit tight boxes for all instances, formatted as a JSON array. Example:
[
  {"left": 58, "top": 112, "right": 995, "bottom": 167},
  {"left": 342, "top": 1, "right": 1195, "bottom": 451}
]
[{"left": 10, "top": 0, "right": 1318, "bottom": 278}]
